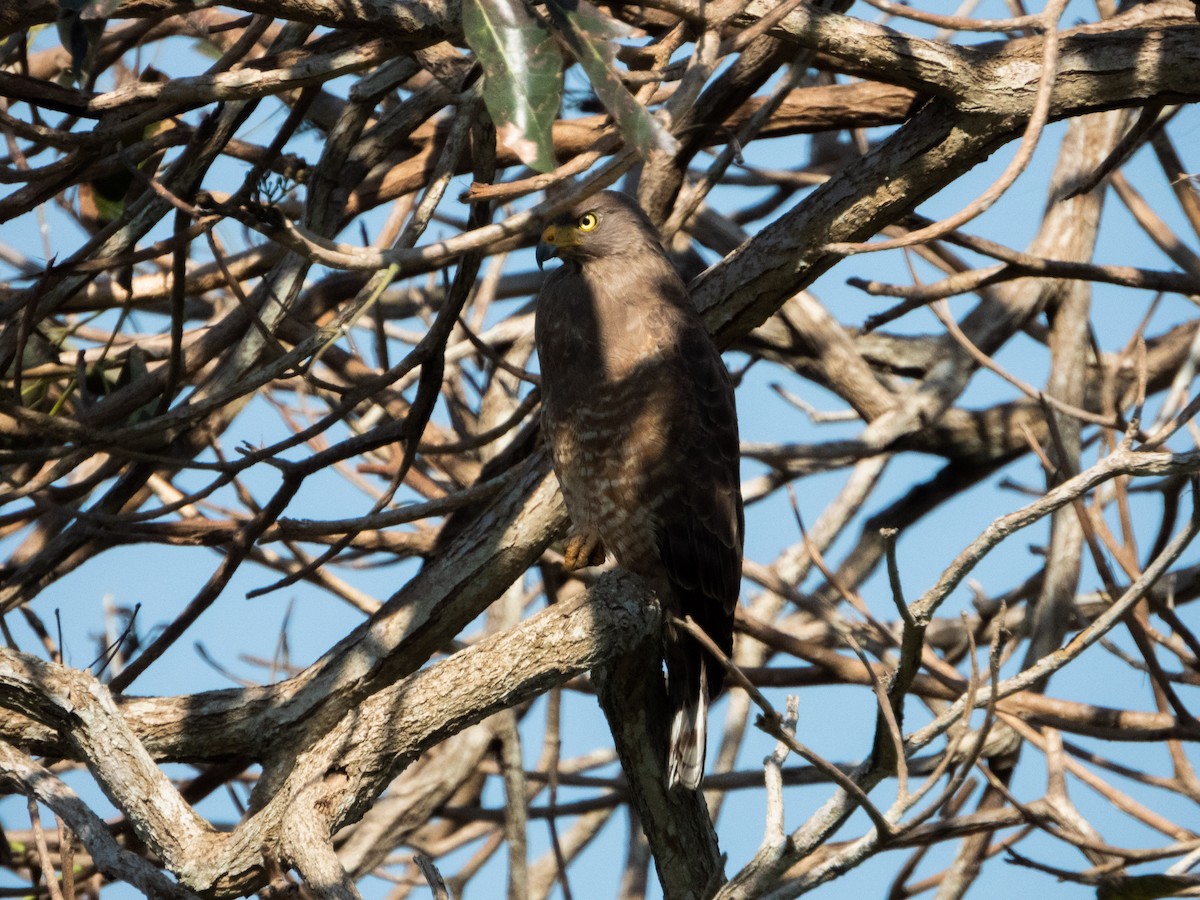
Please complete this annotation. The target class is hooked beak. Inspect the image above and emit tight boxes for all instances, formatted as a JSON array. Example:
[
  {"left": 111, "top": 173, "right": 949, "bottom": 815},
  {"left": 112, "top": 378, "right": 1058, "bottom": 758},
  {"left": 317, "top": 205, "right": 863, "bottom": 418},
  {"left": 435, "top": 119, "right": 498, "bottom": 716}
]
[
  {"left": 536, "top": 224, "right": 580, "bottom": 270},
  {"left": 535, "top": 236, "right": 558, "bottom": 270}
]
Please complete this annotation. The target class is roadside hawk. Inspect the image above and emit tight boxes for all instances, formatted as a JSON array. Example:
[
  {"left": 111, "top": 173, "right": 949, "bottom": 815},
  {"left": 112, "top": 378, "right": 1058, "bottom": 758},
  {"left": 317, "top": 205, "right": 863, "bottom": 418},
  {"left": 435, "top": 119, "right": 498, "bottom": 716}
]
[{"left": 534, "top": 191, "right": 744, "bottom": 790}]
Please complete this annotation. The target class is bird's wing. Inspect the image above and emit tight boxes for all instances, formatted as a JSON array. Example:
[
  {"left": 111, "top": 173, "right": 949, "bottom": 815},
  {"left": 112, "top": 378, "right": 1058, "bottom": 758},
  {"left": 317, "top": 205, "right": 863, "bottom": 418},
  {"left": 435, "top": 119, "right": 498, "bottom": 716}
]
[{"left": 656, "top": 316, "right": 744, "bottom": 692}]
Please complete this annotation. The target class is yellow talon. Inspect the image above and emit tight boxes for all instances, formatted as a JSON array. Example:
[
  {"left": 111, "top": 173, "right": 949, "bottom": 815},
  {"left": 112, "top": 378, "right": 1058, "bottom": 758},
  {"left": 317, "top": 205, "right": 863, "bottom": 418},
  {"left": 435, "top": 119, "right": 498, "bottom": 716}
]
[{"left": 563, "top": 530, "right": 606, "bottom": 571}]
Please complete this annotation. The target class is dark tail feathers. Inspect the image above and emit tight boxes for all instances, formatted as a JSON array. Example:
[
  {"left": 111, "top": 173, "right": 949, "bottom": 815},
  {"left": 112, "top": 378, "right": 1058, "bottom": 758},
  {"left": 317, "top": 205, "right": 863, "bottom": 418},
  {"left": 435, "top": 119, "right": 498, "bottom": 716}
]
[{"left": 666, "top": 636, "right": 711, "bottom": 790}]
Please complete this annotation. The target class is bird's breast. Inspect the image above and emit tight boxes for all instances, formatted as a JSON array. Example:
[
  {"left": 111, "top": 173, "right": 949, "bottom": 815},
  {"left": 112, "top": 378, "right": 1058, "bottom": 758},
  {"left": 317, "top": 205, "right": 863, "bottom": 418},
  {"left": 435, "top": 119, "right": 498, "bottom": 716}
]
[{"left": 543, "top": 383, "right": 678, "bottom": 574}]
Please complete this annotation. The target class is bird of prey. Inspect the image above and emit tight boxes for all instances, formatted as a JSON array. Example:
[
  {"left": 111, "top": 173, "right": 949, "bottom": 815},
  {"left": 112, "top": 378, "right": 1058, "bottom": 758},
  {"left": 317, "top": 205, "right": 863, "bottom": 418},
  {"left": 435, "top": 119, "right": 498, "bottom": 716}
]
[{"left": 534, "top": 191, "right": 744, "bottom": 790}]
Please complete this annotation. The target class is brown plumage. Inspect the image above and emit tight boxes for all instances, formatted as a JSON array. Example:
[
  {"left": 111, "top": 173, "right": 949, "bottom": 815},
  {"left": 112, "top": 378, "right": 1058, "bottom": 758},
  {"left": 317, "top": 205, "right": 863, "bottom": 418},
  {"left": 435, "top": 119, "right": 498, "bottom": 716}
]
[{"left": 534, "top": 191, "right": 744, "bottom": 790}]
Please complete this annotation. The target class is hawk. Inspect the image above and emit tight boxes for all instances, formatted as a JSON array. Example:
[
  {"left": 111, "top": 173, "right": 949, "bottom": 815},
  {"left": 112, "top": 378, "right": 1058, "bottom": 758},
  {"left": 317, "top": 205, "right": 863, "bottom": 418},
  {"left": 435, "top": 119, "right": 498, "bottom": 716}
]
[{"left": 534, "top": 191, "right": 744, "bottom": 790}]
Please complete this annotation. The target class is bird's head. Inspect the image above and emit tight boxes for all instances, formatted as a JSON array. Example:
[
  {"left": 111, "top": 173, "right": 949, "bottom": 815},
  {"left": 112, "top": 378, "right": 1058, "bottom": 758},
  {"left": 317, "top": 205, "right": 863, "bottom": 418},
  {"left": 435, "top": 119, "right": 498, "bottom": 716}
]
[{"left": 536, "top": 191, "right": 661, "bottom": 269}]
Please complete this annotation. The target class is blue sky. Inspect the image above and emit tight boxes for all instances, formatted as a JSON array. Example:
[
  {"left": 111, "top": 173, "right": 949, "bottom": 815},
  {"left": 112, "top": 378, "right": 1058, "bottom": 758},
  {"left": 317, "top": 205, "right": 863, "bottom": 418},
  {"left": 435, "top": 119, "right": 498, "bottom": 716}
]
[{"left": 2, "top": 1, "right": 1198, "bottom": 897}]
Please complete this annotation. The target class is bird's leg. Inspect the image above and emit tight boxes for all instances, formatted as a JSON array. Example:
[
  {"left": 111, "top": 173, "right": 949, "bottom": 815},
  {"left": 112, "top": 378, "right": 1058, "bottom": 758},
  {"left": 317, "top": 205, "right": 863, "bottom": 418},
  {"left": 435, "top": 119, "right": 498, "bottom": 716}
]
[{"left": 563, "top": 527, "right": 606, "bottom": 571}]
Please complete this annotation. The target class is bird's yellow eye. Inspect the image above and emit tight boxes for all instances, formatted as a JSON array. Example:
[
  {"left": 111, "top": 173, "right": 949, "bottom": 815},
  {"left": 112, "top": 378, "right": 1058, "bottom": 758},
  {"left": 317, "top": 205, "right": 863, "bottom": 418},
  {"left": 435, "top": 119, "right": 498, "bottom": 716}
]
[{"left": 577, "top": 212, "right": 599, "bottom": 232}]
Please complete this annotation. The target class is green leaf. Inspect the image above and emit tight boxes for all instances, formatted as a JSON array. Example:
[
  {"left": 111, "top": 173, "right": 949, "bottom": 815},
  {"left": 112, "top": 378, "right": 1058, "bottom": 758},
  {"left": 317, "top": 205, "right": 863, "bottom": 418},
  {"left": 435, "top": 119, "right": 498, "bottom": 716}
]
[
  {"left": 81, "top": 171, "right": 132, "bottom": 224},
  {"left": 544, "top": 0, "right": 679, "bottom": 160},
  {"left": 463, "top": 0, "right": 564, "bottom": 174},
  {"left": 79, "top": 93, "right": 172, "bottom": 231}
]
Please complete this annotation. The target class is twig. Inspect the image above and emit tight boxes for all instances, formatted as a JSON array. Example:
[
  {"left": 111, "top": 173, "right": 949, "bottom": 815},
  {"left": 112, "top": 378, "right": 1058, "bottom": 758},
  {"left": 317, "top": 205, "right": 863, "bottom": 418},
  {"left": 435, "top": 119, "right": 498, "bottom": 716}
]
[
  {"left": 542, "top": 687, "right": 573, "bottom": 900},
  {"left": 930, "top": 299, "right": 1128, "bottom": 432},
  {"left": 764, "top": 696, "right": 800, "bottom": 847},
  {"left": 28, "top": 798, "right": 66, "bottom": 900},
  {"left": 414, "top": 853, "right": 450, "bottom": 900},
  {"left": 824, "top": 0, "right": 1068, "bottom": 255},
  {"left": 676, "top": 615, "right": 895, "bottom": 839},
  {"left": 859, "top": 0, "right": 1043, "bottom": 32}
]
